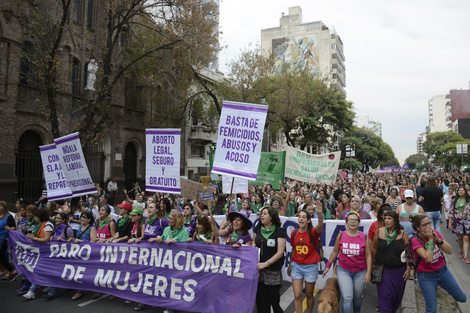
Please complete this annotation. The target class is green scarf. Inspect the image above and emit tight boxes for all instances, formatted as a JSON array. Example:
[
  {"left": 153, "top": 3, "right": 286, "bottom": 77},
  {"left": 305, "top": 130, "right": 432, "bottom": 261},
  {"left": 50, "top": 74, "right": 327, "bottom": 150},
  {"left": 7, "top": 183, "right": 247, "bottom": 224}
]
[
  {"left": 456, "top": 198, "right": 466, "bottom": 212},
  {"left": 287, "top": 201, "right": 296, "bottom": 217},
  {"left": 168, "top": 227, "right": 180, "bottom": 239},
  {"left": 261, "top": 225, "right": 276, "bottom": 240},
  {"left": 32, "top": 222, "right": 44, "bottom": 236},
  {"left": 99, "top": 217, "right": 111, "bottom": 231},
  {"left": 184, "top": 217, "right": 193, "bottom": 225},
  {"left": 27, "top": 218, "right": 35, "bottom": 227},
  {"left": 147, "top": 215, "right": 158, "bottom": 226},
  {"left": 198, "top": 232, "right": 212, "bottom": 241},
  {"left": 385, "top": 229, "right": 397, "bottom": 246},
  {"left": 230, "top": 229, "right": 242, "bottom": 242},
  {"left": 118, "top": 215, "right": 129, "bottom": 228}
]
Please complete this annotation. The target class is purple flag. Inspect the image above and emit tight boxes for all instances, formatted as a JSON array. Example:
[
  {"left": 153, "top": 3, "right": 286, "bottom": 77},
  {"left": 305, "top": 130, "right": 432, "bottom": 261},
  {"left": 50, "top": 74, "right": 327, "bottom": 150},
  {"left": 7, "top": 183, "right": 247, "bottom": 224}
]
[{"left": 9, "top": 231, "right": 258, "bottom": 313}]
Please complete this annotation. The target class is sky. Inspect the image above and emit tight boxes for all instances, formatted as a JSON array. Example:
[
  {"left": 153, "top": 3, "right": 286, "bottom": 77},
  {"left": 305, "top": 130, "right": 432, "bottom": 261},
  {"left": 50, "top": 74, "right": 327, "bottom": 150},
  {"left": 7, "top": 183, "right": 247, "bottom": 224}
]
[{"left": 217, "top": 0, "right": 470, "bottom": 165}]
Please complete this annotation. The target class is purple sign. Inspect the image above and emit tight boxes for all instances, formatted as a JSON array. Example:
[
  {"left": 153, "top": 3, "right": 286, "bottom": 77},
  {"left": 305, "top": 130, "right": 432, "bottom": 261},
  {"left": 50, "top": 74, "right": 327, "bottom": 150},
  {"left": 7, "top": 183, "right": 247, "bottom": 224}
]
[{"left": 9, "top": 231, "right": 258, "bottom": 313}]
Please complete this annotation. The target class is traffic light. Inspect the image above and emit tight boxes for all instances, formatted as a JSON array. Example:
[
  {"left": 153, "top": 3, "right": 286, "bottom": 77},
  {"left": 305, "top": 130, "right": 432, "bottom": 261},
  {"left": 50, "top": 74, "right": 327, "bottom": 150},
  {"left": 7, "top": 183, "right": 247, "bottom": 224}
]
[{"left": 353, "top": 144, "right": 356, "bottom": 150}]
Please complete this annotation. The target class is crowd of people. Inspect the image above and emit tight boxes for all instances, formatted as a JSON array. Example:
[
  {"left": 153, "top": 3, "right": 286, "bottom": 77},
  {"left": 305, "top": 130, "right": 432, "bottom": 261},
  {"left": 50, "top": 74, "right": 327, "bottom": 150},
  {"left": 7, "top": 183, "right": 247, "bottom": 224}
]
[{"left": 1, "top": 171, "right": 470, "bottom": 312}]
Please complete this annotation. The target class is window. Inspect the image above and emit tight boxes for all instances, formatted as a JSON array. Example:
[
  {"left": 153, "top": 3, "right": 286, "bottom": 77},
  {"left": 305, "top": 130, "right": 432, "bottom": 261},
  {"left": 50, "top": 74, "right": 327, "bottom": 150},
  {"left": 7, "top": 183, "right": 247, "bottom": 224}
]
[
  {"left": 191, "top": 145, "right": 205, "bottom": 157},
  {"left": 86, "top": 0, "right": 94, "bottom": 28},
  {"left": 72, "top": 58, "right": 80, "bottom": 96},
  {"left": 72, "top": 0, "right": 81, "bottom": 23}
]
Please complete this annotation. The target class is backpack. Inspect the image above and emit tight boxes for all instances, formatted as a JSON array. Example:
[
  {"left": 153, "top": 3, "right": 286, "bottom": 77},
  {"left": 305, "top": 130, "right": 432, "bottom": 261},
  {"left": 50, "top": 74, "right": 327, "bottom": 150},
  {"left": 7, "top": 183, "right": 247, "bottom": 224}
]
[
  {"left": 404, "top": 233, "right": 425, "bottom": 274},
  {"left": 293, "top": 228, "right": 324, "bottom": 260}
]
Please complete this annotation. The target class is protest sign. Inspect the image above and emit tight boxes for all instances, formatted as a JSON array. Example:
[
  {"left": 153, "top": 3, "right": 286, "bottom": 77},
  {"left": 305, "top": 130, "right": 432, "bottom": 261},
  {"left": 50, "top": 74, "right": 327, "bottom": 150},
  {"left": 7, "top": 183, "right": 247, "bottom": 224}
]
[
  {"left": 180, "top": 178, "right": 204, "bottom": 201},
  {"left": 40, "top": 144, "right": 73, "bottom": 201},
  {"left": 250, "top": 151, "right": 285, "bottom": 190},
  {"left": 54, "top": 133, "right": 96, "bottom": 197},
  {"left": 284, "top": 147, "right": 340, "bottom": 185},
  {"left": 145, "top": 129, "right": 181, "bottom": 194},
  {"left": 222, "top": 175, "right": 248, "bottom": 194},
  {"left": 10, "top": 231, "right": 258, "bottom": 313},
  {"left": 212, "top": 101, "right": 267, "bottom": 181},
  {"left": 212, "top": 214, "right": 374, "bottom": 289}
]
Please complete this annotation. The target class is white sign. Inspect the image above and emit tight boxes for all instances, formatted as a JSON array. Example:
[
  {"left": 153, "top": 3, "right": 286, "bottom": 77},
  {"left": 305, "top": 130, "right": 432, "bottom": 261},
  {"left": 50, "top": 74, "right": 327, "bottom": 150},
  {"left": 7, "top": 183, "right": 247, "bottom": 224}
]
[
  {"left": 40, "top": 144, "right": 73, "bottom": 201},
  {"left": 212, "top": 101, "right": 268, "bottom": 181},
  {"left": 54, "top": 133, "right": 96, "bottom": 197},
  {"left": 284, "top": 147, "right": 341, "bottom": 185},
  {"left": 457, "top": 144, "right": 468, "bottom": 154},
  {"left": 145, "top": 129, "right": 181, "bottom": 194},
  {"left": 222, "top": 175, "right": 249, "bottom": 194}
]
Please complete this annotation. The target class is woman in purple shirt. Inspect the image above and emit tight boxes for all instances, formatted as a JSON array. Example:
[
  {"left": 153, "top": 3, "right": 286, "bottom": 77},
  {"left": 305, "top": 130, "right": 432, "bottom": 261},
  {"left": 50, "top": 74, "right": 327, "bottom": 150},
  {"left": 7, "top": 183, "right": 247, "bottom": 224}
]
[
  {"left": 146, "top": 201, "right": 169, "bottom": 242},
  {"left": 212, "top": 210, "right": 253, "bottom": 247},
  {"left": 53, "top": 213, "right": 74, "bottom": 241}
]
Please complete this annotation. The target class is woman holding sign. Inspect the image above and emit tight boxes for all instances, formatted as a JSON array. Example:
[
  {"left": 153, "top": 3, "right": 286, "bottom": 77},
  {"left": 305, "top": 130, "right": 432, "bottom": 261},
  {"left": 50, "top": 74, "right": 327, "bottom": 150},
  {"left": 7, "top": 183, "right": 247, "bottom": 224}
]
[
  {"left": 253, "top": 206, "right": 287, "bottom": 313},
  {"left": 288, "top": 205, "right": 323, "bottom": 313}
]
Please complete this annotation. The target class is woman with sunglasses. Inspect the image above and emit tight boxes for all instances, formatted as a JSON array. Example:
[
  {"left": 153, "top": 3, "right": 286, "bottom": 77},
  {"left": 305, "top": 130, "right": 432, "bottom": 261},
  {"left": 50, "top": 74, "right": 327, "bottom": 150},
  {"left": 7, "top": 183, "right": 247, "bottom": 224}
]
[
  {"left": 323, "top": 211, "right": 372, "bottom": 313},
  {"left": 410, "top": 214, "right": 466, "bottom": 313}
]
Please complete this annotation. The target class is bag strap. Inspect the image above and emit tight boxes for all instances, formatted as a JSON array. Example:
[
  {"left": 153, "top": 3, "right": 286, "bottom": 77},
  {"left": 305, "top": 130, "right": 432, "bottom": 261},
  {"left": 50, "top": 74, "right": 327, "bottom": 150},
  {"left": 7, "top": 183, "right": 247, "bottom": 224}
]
[
  {"left": 63, "top": 224, "right": 70, "bottom": 239},
  {"left": 78, "top": 225, "right": 92, "bottom": 239}
]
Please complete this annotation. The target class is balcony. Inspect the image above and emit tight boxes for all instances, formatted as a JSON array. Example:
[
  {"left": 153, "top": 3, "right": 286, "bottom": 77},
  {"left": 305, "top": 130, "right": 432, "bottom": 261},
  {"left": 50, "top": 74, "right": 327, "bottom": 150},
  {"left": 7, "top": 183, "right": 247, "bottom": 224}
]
[{"left": 189, "top": 124, "right": 217, "bottom": 143}]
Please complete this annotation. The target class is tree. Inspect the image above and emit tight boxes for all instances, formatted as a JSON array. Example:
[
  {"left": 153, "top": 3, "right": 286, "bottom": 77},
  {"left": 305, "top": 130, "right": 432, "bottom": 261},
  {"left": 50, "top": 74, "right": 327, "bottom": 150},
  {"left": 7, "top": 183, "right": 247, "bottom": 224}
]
[
  {"left": 24, "top": 0, "right": 220, "bottom": 145},
  {"left": 340, "top": 127, "right": 399, "bottom": 171},
  {"left": 422, "top": 131, "right": 464, "bottom": 158},
  {"left": 404, "top": 154, "right": 429, "bottom": 170}
]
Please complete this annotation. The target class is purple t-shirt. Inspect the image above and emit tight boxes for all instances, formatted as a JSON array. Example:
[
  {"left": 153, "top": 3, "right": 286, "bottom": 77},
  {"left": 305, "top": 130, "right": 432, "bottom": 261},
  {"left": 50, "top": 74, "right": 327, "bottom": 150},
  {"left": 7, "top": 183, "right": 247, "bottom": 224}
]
[
  {"left": 143, "top": 218, "right": 168, "bottom": 239},
  {"left": 226, "top": 227, "right": 252, "bottom": 246},
  {"left": 184, "top": 218, "right": 196, "bottom": 238}
]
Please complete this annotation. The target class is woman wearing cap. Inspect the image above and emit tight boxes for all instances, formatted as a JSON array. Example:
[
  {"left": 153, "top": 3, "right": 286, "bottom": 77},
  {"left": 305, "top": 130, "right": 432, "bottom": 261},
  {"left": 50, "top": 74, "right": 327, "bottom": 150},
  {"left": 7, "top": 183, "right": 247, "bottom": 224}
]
[
  {"left": 92, "top": 205, "right": 116, "bottom": 243},
  {"left": 108, "top": 201, "right": 133, "bottom": 243},
  {"left": 190, "top": 214, "right": 215, "bottom": 243},
  {"left": 288, "top": 205, "right": 324, "bottom": 313},
  {"left": 213, "top": 210, "right": 253, "bottom": 247},
  {"left": 410, "top": 214, "right": 466, "bottom": 312},
  {"left": 253, "top": 206, "right": 287, "bottom": 313},
  {"left": 183, "top": 203, "right": 196, "bottom": 238},
  {"left": 127, "top": 206, "right": 144, "bottom": 244},
  {"left": 372, "top": 211, "right": 410, "bottom": 313},
  {"left": 449, "top": 186, "right": 470, "bottom": 263},
  {"left": 156, "top": 210, "right": 189, "bottom": 244},
  {"left": 323, "top": 211, "right": 372, "bottom": 313},
  {"left": 396, "top": 190, "right": 424, "bottom": 236}
]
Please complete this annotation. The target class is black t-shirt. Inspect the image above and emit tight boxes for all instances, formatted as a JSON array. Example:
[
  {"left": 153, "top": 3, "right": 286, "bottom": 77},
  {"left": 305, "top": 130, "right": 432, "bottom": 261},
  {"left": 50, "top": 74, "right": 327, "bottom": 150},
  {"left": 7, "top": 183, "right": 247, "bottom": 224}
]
[
  {"left": 255, "top": 225, "right": 287, "bottom": 271},
  {"left": 420, "top": 187, "right": 443, "bottom": 212},
  {"left": 117, "top": 218, "right": 132, "bottom": 238}
]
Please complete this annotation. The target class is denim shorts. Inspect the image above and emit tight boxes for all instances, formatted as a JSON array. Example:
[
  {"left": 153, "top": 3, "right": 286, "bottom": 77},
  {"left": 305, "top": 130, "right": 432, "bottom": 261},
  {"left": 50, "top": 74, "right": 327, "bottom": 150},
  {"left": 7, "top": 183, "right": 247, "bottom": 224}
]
[{"left": 291, "top": 262, "right": 319, "bottom": 282}]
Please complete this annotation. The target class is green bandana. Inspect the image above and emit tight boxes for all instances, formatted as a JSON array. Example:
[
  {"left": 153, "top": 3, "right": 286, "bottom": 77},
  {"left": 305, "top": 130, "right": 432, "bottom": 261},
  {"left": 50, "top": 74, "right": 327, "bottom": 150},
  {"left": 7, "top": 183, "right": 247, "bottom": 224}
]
[
  {"left": 261, "top": 225, "right": 276, "bottom": 240},
  {"left": 168, "top": 227, "right": 180, "bottom": 239},
  {"left": 32, "top": 222, "right": 43, "bottom": 236},
  {"left": 147, "top": 215, "right": 158, "bottom": 226},
  {"left": 27, "top": 218, "right": 35, "bottom": 227},
  {"left": 99, "top": 217, "right": 111, "bottom": 231},
  {"left": 385, "top": 229, "right": 397, "bottom": 246},
  {"left": 184, "top": 217, "right": 193, "bottom": 225},
  {"left": 287, "top": 201, "right": 296, "bottom": 217},
  {"left": 198, "top": 232, "right": 212, "bottom": 241},
  {"left": 118, "top": 215, "right": 129, "bottom": 228},
  {"left": 456, "top": 198, "right": 466, "bottom": 212},
  {"left": 230, "top": 229, "right": 242, "bottom": 242}
]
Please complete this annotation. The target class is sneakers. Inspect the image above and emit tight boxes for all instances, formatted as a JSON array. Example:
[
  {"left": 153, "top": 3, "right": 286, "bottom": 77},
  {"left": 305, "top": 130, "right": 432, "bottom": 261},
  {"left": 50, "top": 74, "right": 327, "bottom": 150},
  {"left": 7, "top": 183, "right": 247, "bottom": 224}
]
[
  {"left": 458, "top": 251, "right": 463, "bottom": 258},
  {"left": 6, "top": 272, "right": 19, "bottom": 282},
  {"left": 125, "top": 300, "right": 133, "bottom": 304},
  {"left": 71, "top": 292, "right": 83, "bottom": 300},
  {"left": 15, "top": 284, "right": 29, "bottom": 295},
  {"left": 464, "top": 257, "right": 470, "bottom": 264},
  {"left": 0, "top": 273, "right": 10, "bottom": 281},
  {"left": 134, "top": 303, "right": 146, "bottom": 311},
  {"left": 23, "top": 291, "right": 35, "bottom": 300}
]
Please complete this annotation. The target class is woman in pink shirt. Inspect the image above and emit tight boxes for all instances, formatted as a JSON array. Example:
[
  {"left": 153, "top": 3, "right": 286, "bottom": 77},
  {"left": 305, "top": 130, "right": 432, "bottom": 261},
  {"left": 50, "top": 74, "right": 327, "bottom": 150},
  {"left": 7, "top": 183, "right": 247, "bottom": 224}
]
[
  {"left": 323, "top": 211, "right": 372, "bottom": 313},
  {"left": 410, "top": 214, "right": 466, "bottom": 313}
]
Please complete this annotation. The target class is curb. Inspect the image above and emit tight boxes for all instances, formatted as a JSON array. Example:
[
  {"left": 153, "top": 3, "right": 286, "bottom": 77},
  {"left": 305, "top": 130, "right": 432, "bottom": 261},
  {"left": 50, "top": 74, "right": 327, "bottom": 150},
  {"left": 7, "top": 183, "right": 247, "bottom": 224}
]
[
  {"left": 445, "top": 256, "right": 469, "bottom": 313},
  {"left": 401, "top": 279, "right": 418, "bottom": 313}
]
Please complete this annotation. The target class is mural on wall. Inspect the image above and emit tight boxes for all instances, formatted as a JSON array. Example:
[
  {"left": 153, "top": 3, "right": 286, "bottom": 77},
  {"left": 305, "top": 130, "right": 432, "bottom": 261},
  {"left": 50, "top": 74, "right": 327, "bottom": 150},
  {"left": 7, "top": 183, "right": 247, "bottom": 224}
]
[{"left": 272, "top": 33, "right": 319, "bottom": 74}]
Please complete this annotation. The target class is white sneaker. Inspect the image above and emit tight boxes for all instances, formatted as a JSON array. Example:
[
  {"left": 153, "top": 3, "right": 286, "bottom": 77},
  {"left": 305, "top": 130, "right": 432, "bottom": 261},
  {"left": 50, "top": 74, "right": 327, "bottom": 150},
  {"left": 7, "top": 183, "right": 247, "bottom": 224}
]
[{"left": 23, "top": 291, "right": 35, "bottom": 299}]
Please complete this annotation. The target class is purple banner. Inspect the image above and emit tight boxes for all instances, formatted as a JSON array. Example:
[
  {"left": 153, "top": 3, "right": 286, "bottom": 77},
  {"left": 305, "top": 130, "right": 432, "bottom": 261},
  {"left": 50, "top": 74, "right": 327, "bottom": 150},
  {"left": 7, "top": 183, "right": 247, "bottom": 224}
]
[{"left": 9, "top": 231, "right": 258, "bottom": 313}]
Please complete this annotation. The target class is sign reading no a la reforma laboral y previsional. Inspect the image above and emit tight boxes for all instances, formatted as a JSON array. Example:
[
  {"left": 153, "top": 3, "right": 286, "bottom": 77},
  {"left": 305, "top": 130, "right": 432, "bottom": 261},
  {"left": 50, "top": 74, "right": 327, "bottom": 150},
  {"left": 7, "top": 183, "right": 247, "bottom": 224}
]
[
  {"left": 146, "top": 128, "right": 181, "bottom": 194},
  {"left": 53, "top": 132, "right": 96, "bottom": 197},
  {"left": 212, "top": 101, "right": 268, "bottom": 180},
  {"left": 40, "top": 143, "right": 73, "bottom": 201}
]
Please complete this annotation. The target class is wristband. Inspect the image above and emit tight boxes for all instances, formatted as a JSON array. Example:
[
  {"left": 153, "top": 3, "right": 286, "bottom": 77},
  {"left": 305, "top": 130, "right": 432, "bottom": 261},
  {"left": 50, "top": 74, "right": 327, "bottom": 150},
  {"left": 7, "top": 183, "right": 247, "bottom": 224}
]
[
  {"left": 326, "top": 261, "right": 332, "bottom": 269},
  {"left": 438, "top": 240, "right": 444, "bottom": 245},
  {"left": 425, "top": 241, "right": 434, "bottom": 251}
]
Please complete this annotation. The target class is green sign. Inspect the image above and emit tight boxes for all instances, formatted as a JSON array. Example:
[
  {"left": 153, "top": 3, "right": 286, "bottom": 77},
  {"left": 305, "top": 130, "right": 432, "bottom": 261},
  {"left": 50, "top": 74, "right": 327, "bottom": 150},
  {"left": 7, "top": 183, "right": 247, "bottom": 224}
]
[{"left": 250, "top": 151, "right": 286, "bottom": 190}]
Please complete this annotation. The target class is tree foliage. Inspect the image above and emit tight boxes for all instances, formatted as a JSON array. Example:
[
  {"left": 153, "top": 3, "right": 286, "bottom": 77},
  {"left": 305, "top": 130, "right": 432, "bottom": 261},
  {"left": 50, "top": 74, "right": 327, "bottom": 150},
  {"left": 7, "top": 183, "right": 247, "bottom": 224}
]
[
  {"left": 404, "top": 154, "right": 428, "bottom": 170},
  {"left": 422, "top": 131, "right": 464, "bottom": 158},
  {"left": 340, "top": 127, "right": 399, "bottom": 170}
]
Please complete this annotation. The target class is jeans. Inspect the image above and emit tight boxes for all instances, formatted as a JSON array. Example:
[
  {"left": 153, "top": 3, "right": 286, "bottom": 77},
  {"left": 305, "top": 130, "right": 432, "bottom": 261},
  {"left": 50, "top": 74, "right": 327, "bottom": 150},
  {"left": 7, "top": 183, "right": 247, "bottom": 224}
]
[
  {"left": 337, "top": 265, "right": 366, "bottom": 313},
  {"left": 29, "top": 284, "right": 57, "bottom": 296},
  {"left": 426, "top": 211, "right": 441, "bottom": 231},
  {"left": 417, "top": 266, "right": 467, "bottom": 313}
]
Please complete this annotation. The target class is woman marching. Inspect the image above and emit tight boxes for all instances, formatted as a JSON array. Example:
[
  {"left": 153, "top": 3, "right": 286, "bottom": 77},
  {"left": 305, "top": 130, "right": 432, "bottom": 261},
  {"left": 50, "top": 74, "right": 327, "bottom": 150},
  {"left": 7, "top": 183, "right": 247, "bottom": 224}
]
[
  {"left": 372, "top": 211, "right": 410, "bottom": 313},
  {"left": 449, "top": 187, "right": 470, "bottom": 263},
  {"left": 213, "top": 210, "right": 253, "bottom": 247},
  {"left": 323, "top": 211, "right": 372, "bottom": 313},
  {"left": 410, "top": 214, "right": 467, "bottom": 312},
  {"left": 288, "top": 202, "right": 324, "bottom": 313}
]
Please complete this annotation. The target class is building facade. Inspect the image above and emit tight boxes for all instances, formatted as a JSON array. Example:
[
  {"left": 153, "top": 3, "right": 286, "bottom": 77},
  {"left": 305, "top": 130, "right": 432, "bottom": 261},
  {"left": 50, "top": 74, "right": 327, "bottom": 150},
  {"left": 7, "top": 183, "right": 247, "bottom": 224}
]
[
  {"left": 261, "top": 6, "right": 346, "bottom": 95},
  {"left": 356, "top": 116, "right": 382, "bottom": 138},
  {"left": 451, "top": 89, "right": 470, "bottom": 139},
  {"left": 428, "top": 94, "right": 451, "bottom": 133}
]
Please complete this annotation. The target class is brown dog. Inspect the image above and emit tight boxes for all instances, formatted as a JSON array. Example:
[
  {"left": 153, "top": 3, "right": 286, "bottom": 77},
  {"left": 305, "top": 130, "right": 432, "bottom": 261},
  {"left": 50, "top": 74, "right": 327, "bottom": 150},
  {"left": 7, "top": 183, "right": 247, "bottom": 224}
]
[{"left": 317, "top": 277, "right": 340, "bottom": 313}]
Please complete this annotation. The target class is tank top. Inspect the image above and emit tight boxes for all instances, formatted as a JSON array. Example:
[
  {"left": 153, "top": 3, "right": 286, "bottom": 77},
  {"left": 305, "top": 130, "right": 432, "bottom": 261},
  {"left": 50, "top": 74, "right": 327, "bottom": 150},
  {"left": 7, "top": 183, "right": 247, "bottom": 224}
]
[
  {"left": 96, "top": 219, "right": 112, "bottom": 239},
  {"left": 399, "top": 203, "right": 420, "bottom": 222},
  {"left": 388, "top": 197, "right": 400, "bottom": 211},
  {"left": 338, "top": 231, "right": 367, "bottom": 272}
]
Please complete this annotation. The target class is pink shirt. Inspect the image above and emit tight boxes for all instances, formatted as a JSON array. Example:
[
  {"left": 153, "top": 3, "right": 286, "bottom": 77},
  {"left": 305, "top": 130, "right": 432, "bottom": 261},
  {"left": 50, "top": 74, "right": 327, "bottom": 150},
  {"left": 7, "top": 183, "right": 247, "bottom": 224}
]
[
  {"left": 96, "top": 222, "right": 112, "bottom": 239},
  {"left": 412, "top": 231, "right": 445, "bottom": 273},
  {"left": 338, "top": 231, "right": 367, "bottom": 272}
]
